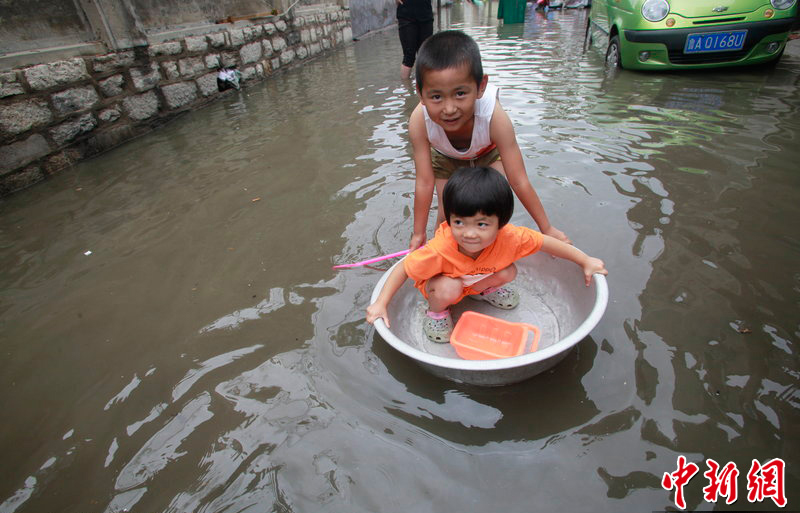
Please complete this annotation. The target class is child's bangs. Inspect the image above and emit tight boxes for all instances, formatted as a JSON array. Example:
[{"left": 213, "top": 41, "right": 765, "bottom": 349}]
[{"left": 442, "top": 167, "right": 514, "bottom": 226}]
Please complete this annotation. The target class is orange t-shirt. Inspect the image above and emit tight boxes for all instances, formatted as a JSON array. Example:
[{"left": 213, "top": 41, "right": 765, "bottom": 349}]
[{"left": 404, "top": 222, "right": 543, "bottom": 297}]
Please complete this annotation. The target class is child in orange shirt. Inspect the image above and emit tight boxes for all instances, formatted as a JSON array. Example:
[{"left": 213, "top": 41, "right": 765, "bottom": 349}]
[{"left": 366, "top": 167, "right": 607, "bottom": 343}]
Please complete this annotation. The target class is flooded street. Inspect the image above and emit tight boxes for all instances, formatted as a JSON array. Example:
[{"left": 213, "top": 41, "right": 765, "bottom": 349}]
[{"left": 1, "top": 5, "right": 798, "bottom": 512}]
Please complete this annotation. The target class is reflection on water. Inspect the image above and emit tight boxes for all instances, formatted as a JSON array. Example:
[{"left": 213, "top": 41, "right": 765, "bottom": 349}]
[{"left": 1, "top": 5, "right": 798, "bottom": 512}]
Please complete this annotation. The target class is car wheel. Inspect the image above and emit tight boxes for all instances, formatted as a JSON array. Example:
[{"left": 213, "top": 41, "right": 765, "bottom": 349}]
[{"left": 606, "top": 35, "right": 622, "bottom": 69}]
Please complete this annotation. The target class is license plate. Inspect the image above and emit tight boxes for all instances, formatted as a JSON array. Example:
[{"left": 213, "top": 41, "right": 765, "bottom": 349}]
[{"left": 684, "top": 30, "right": 747, "bottom": 53}]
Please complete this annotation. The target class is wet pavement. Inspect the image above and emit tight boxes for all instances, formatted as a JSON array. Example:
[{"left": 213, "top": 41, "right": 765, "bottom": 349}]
[{"left": 1, "top": 5, "right": 798, "bottom": 513}]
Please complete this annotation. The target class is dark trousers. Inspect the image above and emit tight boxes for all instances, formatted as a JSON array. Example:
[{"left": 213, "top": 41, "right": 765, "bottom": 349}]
[{"left": 398, "top": 17, "right": 433, "bottom": 68}]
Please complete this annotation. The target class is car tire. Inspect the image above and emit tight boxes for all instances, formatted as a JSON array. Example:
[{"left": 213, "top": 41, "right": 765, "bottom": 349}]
[{"left": 606, "top": 35, "right": 622, "bottom": 69}]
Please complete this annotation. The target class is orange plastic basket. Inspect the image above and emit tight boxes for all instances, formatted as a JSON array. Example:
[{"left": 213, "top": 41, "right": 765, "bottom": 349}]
[{"left": 450, "top": 311, "right": 541, "bottom": 360}]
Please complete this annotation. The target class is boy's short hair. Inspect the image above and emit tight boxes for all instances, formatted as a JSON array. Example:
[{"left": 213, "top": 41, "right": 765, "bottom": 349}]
[
  {"left": 415, "top": 30, "right": 483, "bottom": 91},
  {"left": 443, "top": 167, "right": 513, "bottom": 227}
]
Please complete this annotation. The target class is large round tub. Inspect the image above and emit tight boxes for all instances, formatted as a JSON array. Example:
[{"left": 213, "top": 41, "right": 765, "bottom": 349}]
[{"left": 371, "top": 252, "right": 609, "bottom": 386}]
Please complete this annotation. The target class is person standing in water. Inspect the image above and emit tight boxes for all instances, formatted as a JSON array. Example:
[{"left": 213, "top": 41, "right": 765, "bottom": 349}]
[{"left": 397, "top": 0, "right": 434, "bottom": 79}]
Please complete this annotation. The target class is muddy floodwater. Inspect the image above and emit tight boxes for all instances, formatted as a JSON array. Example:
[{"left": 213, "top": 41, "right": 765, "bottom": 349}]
[{"left": 1, "top": 6, "right": 798, "bottom": 513}]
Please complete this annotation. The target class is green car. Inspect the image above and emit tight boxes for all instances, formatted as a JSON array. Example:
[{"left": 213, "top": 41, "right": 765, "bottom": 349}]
[{"left": 588, "top": 0, "right": 798, "bottom": 70}]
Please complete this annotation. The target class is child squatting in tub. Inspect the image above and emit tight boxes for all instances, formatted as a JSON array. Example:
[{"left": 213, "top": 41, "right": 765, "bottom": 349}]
[{"left": 365, "top": 166, "right": 608, "bottom": 343}]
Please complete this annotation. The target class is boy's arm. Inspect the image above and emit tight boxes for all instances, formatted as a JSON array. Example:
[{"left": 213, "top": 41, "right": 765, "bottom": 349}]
[
  {"left": 540, "top": 234, "right": 608, "bottom": 286},
  {"left": 409, "top": 105, "right": 435, "bottom": 250},
  {"left": 366, "top": 263, "right": 409, "bottom": 327},
  {"left": 490, "top": 104, "right": 571, "bottom": 244}
]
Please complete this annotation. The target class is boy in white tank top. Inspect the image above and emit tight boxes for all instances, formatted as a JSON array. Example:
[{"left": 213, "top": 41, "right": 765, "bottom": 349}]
[{"left": 407, "top": 30, "right": 571, "bottom": 251}]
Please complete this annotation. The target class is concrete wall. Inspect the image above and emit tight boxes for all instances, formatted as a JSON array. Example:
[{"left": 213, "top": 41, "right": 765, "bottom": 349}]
[
  {"left": 1, "top": 0, "right": 353, "bottom": 67},
  {"left": 0, "top": 0, "right": 98, "bottom": 55},
  {"left": 127, "top": 0, "right": 277, "bottom": 31},
  {"left": 349, "top": 0, "right": 396, "bottom": 38},
  {"left": 0, "top": 5, "right": 353, "bottom": 196}
]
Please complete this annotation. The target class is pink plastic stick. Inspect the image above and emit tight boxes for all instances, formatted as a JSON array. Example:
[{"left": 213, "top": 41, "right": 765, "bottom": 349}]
[{"left": 332, "top": 249, "right": 411, "bottom": 269}]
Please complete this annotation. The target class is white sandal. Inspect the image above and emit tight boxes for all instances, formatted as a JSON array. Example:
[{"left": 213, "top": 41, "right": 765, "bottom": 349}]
[
  {"left": 469, "top": 286, "right": 519, "bottom": 310},
  {"left": 423, "top": 309, "right": 453, "bottom": 343}
]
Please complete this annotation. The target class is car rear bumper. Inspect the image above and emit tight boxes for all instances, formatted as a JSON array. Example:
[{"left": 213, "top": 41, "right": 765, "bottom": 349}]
[{"left": 623, "top": 17, "right": 795, "bottom": 65}]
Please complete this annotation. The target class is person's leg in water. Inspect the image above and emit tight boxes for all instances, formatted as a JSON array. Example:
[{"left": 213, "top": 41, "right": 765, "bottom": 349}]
[
  {"left": 398, "top": 18, "right": 418, "bottom": 79},
  {"left": 398, "top": 16, "right": 433, "bottom": 79}
]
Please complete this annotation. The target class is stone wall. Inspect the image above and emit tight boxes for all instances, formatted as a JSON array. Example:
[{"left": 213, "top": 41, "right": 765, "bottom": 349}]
[{"left": 0, "top": 6, "right": 352, "bottom": 196}]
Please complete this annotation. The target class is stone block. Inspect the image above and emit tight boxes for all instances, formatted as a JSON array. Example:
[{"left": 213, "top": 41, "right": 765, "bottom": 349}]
[
  {"left": 185, "top": 35, "right": 208, "bottom": 53},
  {"left": 246, "top": 26, "right": 262, "bottom": 39},
  {"left": 205, "top": 54, "right": 221, "bottom": 69},
  {"left": 221, "top": 52, "right": 238, "bottom": 68},
  {"left": 161, "top": 82, "right": 197, "bottom": 109},
  {"left": 92, "top": 51, "right": 135, "bottom": 73},
  {"left": 208, "top": 32, "right": 226, "bottom": 48},
  {"left": 196, "top": 73, "right": 219, "bottom": 97},
  {"left": 240, "top": 42, "right": 262, "bottom": 64},
  {"left": 296, "top": 46, "right": 309, "bottom": 60},
  {"left": 262, "top": 40, "right": 274, "bottom": 56},
  {"left": 178, "top": 57, "right": 205, "bottom": 78},
  {"left": 272, "top": 37, "right": 287, "bottom": 52},
  {"left": 123, "top": 91, "right": 159, "bottom": 120},
  {"left": 262, "top": 23, "right": 276, "bottom": 35},
  {"left": 343, "top": 27, "right": 353, "bottom": 42},
  {"left": 25, "top": 58, "right": 89, "bottom": 91},
  {"left": 43, "top": 148, "right": 81, "bottom": 175},
  {"left": 321, "top": 38, "right": 331, "bottom": 50},
  {"left": 99, "top": 108, "right": 121, "bottom": 123},
  {"left": 130, "top": 63, "right": 161, "bottom": 92},
  {"left": 276, "top": 20, "right": 288, "bottom": 32},
  {"left": 279, "top": 49, "right": 295, "bottom": 66},
  {"left": 230, "top": 29, "right": 245, "bottom": 47},
  {"left": 288, "top": 32, "right": 301, "bottom": 46},
  {"left": 149, "top": 42, "right": 183, "bottom": 56},
  {"left": 51, "top": 86, "right": 100, "bottom": 115},
  {"left": 162, "top": 61, "right": 180, "bottom": 81},
  {"left": 0, "top": 134, "right": 50, "bottom": 173},
  {"left": 1, "top": 72, "right": 24, "bottom": 98},
  {"left": 271, "top": 57, "right": 280, "bottom": 71},
  {"left": 0, "top": 166, "right": 45, "bottom": 195},
  {"left": 50, "top": 113, "right": 97, "bottom": 146},
  {"left": 86, "top": 124, "right": 134, "bottom": 156},
  {"left": 0, "top": 100, "right": 52, "bottom": 136},
  {"left": 309, "top": 42, "right": 322, "bottom": 56},
  {"left": 241, "top": 66, "right": 257, "bottom": 82},
  {"left": 301, "top": 29, "right": 311, "bottom": 43},
  {"left": 99, "top": 74, "right": 125, "bottom": 97},
  {"left": 294, "top": 16, "right": 306, "bottom": 28}
]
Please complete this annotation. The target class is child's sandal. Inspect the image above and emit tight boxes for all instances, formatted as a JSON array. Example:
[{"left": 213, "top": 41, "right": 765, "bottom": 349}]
[
  {"left": 423, "top": 309, "right": 453, "bottom": 343},
  {"left": 469, "top": 286, "right": 519, "bottom": 310}
]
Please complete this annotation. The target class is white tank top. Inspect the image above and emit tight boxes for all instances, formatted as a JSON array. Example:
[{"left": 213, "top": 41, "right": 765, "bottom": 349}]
[{"left": 423, "top": 84, "right": 498, "bottom": 160}]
